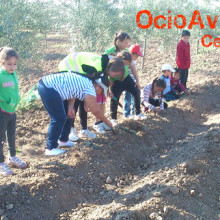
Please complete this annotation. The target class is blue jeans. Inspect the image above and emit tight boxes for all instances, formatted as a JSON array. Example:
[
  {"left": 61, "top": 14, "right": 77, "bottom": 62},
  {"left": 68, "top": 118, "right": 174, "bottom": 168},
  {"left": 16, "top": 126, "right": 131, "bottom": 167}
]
[
  {"left": 123, "top": 91, "right": 134, "bottom": 116},
  {"left": 37, "top": 80, "right": 72, "bottom": 150},
  {"left": 164, "top": 91, "right": 180, "bottom": 102}
]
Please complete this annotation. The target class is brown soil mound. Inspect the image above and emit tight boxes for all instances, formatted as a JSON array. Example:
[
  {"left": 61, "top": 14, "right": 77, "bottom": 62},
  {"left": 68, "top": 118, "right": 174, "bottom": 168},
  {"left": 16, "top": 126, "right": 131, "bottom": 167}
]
[{"left": 0, "top": 36, "right": 220, "bottom": 220}]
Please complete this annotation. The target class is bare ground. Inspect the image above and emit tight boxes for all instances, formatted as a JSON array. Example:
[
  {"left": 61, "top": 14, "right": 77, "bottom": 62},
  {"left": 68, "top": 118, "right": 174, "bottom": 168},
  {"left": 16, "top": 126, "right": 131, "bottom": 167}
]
[{"left": 0, "top": 35, "right": 220, "bottom": 220}]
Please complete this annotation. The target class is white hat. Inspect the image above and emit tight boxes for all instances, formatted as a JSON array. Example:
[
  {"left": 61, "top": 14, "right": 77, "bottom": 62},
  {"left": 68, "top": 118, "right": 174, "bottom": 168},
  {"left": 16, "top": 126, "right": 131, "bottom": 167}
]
[
  {"left": 95, "top": 77, "right": 109, "bottom": 98},
  {"left": 161, "top": 64, "right": 175, "bottom": 72}
]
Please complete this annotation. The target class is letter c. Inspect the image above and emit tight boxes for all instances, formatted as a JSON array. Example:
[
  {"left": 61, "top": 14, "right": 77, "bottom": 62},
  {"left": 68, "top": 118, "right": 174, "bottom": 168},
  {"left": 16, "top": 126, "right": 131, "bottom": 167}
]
[
  {"left": 201, "top": 34, "right": 212, "bottom": 47},
  {"left": 154, "top": 15, "right": 166, "bottom": 29}
]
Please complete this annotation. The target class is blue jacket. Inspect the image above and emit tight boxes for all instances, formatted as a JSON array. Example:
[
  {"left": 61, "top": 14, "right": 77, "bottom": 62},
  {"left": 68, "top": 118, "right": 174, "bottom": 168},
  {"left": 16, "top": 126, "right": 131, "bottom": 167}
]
[{"left": 161, "top": 74, "right": 175, "bottom": 95}]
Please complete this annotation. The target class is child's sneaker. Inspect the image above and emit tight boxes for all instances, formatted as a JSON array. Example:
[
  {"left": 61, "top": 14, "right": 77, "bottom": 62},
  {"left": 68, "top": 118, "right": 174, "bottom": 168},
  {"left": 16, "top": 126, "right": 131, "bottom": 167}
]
[
  {"left": 45, "top": 148, "right": 66, "bottom": 156},
  {"left": 79, "top": 129, "right": 96, "bottom": 139},
  {"left": 93, "top": 124, "right": 106, "bottom": 134},
  {"left": 124, "top": 114, "right": 134, "bottom": 120},
  {"left": 110, "top": 119, "right": 118, "bottom": 127},
  {"left": 0, "top": 163, "right": 13, "bottom": 175},
  {"left": 69, "top": 127, "right": 79, "bottom": 142},
  {"left": 8, "top": 156, "right": 27, "bottom": 169},
  {"left": 58, "top": 140, "right": 76, "bottom": 147},
  {"left": 101, "top": 122, "right": 111, "bottom": 131},
  {"left": 134, "top": 113, "right": 147, "bottom": 120}
]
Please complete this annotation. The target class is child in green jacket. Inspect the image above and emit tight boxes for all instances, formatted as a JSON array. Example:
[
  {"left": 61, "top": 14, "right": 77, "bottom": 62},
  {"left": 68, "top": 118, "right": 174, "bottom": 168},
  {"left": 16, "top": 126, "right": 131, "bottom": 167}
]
[{"left": 0, "top": 47, "right": 27, "bottom": 176}]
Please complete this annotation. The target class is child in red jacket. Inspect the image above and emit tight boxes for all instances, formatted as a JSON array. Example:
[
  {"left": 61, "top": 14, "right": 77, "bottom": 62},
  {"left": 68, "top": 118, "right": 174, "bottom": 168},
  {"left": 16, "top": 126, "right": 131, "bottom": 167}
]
[
  {"left": 176, "top": 30, "right": 190, "bottom": 89},
  {"left": 169, "top": 68, "right": 186, "bottom": 95}
]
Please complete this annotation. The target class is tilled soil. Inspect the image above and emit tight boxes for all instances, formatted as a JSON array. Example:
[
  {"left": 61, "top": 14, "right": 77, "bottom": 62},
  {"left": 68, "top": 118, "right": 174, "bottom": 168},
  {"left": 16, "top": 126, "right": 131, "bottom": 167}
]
[{"left": 0, "top": 36, "right": 220, "bottom": 220}]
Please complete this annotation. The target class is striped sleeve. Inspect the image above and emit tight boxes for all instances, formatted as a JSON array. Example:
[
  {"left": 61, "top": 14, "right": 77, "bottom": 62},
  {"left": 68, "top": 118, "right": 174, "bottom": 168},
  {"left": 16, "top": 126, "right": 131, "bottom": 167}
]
[
  {"left": 143, "top": 84, "right": 156, "bottom": 110},
  {"left": 82, "top": 80, "right": 96, "bottom": 97}
]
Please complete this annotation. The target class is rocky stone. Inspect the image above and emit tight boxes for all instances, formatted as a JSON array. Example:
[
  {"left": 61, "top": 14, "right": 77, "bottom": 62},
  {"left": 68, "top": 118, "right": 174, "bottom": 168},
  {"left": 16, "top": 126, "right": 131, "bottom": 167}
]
[
  {"left": 190, "top": 189, "right": 196, "bottom": 196},
  {"left": 6, "top": 204, "right": 13, "bottom": 210},
  {"left": 1, "top": 215, "right": 8, "bottom": 220},
  {"left": 163, "top": 206, "right": 169, "bottom": 214},
  {"left": 170, "top": 186, "right": 180, "bottom": 195},
  {"left": 119, "top": 180, "right": 125, "bottom": 185},
  {"left": 0, "top": 209, "right": 4, "bottom": 215},
  {"left": 100, "top": 173, "right": 105, "bottom": 178},
  {"left": 198, "top": 193, "right": 203, "bottom": 198},
  {"left": 153, "top": 192, "right": 161, "bottom": 197},
  {"left": 74, "top": 153, "right": 80, "bottom": 158},
  {"left": 149, "top": 212, "right": 163, "bottom": 220},
  {"left": 106, "top": 177, "right": 113, "bottom": 184},
  {"left": 99, "top": 191, "right": 105, "bottom": 196}
]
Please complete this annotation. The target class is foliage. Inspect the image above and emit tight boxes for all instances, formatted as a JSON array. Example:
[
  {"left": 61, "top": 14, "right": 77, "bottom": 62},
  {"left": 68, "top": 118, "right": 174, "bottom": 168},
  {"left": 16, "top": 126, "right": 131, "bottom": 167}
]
[
  {"left": 17, "top": 84, "right": 40, "bottom": 112},
  {"left": 0, "top": 0, "right": 219, "bottom": 68},
  {"left": 0, "top": 0, "right": 59, "bottom": 69}
]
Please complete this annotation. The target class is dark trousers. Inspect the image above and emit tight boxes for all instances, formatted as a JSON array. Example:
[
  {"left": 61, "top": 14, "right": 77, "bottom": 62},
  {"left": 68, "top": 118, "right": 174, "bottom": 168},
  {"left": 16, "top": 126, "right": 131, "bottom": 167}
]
[
  {"left": 37, "top": 80, "right": 71, "bottom": 150},
  {"left": 164, "top": 91, "right": 180, "bottom": 102},
  {"left": 0, "top": 111, "right": 16, "bottom": 163},
  {"left": 72, "top": 99, "right": 87, "bottom": 130},
  {"left": 110, "top": 75, "right": 140, "bottom": 119},
  {"left": 180, "top": 68, "right": 188, "bottom": 88},
  {"left": 149, "top": 98, "right": 168, "bottom": 109},
  {"left": 174, "top": 85, "right": 183, "bottom": 93},
  {"left": 141, "top": 98, "right": 168, "bottom": 111}
]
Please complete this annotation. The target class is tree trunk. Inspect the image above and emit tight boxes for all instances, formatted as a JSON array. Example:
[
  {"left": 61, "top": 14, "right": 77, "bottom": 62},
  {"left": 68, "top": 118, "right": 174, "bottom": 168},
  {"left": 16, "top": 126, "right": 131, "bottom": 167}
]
[{"left": 142, "top": 38, "right": 146, "bottom": 74}]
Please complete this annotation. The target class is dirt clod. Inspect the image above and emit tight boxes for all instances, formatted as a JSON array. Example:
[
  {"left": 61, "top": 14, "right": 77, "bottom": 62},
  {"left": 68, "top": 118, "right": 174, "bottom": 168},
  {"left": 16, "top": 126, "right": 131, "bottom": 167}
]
[
  {"left": 106, "top": 176, "right": 113, "bottom": 184},
  {"left": 170, "top": 186, "right": 180, "bottom": 195},
  {"left": 149, "top": 212, "right": 163, "bottom": 220}
]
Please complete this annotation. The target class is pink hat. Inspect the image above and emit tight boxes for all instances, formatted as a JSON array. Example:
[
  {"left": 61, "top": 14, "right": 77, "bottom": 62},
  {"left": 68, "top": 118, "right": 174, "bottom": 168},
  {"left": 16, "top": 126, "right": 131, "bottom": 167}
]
[{"left": 129, "top": 44, "right": 143, "bottom": 57}]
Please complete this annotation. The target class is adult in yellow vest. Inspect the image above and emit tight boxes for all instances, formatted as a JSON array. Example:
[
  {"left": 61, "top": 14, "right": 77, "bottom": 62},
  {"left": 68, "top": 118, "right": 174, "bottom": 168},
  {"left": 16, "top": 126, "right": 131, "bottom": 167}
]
[{"left": 58, "top": 52, "right": 125, "bottom": 140}]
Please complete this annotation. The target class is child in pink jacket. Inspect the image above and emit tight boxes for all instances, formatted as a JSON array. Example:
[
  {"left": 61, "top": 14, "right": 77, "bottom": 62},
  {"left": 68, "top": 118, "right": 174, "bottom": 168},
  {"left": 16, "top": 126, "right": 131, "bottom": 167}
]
[{"left": 169, "top": 68, "right": 186, "bottom": 95}]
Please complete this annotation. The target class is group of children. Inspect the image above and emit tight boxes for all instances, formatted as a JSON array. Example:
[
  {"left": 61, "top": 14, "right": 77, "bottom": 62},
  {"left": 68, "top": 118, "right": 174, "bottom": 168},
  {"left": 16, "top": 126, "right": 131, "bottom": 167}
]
[{"left": 0, "top": 30, "right": 191, "bottom": 175}]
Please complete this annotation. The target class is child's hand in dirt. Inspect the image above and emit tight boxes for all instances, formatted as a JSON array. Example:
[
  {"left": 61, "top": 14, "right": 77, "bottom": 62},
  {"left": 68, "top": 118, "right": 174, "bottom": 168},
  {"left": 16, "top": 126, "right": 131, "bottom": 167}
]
[{"left": 110, "top": 127, "right": 117, "bottom": 135}]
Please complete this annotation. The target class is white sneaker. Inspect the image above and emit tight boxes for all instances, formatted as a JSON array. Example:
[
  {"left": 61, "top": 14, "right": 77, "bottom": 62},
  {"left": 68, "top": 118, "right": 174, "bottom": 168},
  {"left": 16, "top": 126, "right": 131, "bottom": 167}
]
[
  {"left": 69, "top": 127, "right": 79, "bottom": 142},
  {"left": 8, "top": 156, "right": 27, "bottom": 169},
  {"left": 93, "top": 124, "right": 106, "bottom": 134},
  {"left": 0, "top": 163, "right": 13, "bottom": 176},
  {"left": 45, "top": 148, "right": 66, "bottom": 156},
  {"left": 124, "top": 114, "right": 134, "bottom": 120},
  {"left": 79, "top": 129, "right": 96, "bottom": 139},
  {"left": 58, "top": 140, "right": 76, "bottom": 147},
  {"left": 110, "top": 119, "right": 118, "bottom": 127},
  {"left": 101, "top": 122, "right": 111, "bottom": 131},
  {"left": 134, "top": 113, "right": 147, "bottom": 120}
]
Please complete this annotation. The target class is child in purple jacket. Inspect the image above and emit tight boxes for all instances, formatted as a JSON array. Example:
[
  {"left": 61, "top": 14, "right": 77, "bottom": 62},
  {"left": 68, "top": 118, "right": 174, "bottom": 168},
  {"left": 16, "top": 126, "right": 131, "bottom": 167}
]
[{"left": 170, "top": 68, "right": 186, "bottom": 95}]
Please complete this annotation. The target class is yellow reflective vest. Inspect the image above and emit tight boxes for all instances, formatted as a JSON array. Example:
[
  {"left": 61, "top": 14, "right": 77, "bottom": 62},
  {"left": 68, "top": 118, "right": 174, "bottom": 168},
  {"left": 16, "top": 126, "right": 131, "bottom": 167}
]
[{"left": 58, "top": 52, "right": 103, "bottom": 73}]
